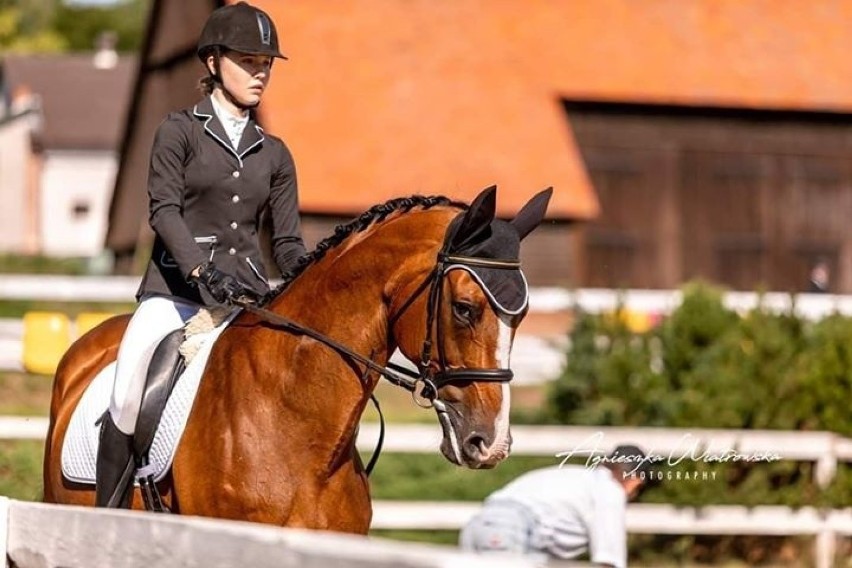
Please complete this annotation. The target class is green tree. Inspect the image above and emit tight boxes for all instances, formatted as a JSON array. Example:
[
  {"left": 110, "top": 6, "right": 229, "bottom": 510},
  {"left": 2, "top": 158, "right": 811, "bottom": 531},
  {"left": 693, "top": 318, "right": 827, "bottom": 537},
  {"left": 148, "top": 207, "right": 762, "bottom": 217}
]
[
  {"left": 544, "top": 281, "right": 852, "bottom": 563},
  {"left": 546, "top": 280, "right": 852, "bottom": 507},
  {"left": 54, "top": 0, "right": 148, "bottom": 52},
  {"left": 0, "top": 1, "right": 67, "bottom": 53},
  {"left": 0, "top": 0, "right": 148, "bottom": 55}
]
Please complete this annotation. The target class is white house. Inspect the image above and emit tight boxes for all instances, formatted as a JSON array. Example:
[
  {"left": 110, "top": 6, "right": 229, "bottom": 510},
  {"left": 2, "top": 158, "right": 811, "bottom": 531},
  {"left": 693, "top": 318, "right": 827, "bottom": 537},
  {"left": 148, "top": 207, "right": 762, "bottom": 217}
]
[{"left": 1, "top": 48, "right": 135, "bottom": 258}]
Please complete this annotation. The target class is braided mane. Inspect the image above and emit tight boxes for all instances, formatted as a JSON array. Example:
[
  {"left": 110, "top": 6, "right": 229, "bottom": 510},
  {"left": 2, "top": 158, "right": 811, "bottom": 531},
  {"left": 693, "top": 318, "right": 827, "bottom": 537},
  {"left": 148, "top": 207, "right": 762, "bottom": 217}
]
[{"left": 263, "top": 194, "right": 467, "bottom": 304}]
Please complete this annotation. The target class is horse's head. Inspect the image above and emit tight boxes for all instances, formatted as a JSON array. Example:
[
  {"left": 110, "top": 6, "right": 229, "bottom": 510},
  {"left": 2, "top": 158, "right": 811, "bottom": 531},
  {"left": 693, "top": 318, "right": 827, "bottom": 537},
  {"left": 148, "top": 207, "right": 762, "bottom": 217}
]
[{"left": 390, "top": 186, "right": 551, "bottom": 469}]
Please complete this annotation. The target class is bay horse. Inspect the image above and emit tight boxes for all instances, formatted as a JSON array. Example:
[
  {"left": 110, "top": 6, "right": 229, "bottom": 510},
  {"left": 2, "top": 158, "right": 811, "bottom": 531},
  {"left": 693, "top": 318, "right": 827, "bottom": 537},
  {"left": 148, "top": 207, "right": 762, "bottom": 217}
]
[{"left": 43, "top": 186, "right": 552, "bottom": 532}]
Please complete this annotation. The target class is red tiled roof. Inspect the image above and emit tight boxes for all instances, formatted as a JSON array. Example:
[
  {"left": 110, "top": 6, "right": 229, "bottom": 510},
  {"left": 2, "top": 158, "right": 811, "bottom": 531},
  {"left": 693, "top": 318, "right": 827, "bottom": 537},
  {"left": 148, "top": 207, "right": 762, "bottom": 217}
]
[
  {"left": 250, "top": 0, "right": 852, "bottom": 219},
  {"left": 542, "top": 0, "right": 852, "bottom": 111},
  {"left": 254, "top": 0, "right": 599, "bottom": 219}
]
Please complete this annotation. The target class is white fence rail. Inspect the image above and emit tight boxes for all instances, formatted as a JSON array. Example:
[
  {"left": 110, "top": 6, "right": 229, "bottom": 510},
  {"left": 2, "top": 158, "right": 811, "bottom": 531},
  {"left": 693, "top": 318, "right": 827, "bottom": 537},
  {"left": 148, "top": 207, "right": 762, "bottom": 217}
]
[
  {"left": 533, "top": 287, "right": 852, "bottom": 320},
  {"left": 6, "top": 420, "right": 852, "bottom": 486},
  {"left": 0, "top": 318, "right": 566, "bottom": 384},
  {"left": 372, "top": 500, "right": 852, "bottom": 535},
  {"left": 371, "top": 502, "right": 852, "bottom": 568},
  {"left": 4, "top": 274, "right": 852, "bottom": 319},
  {"left": 0, "top": 417, "right": 46, "bottom": 440},
  {"left": 0, "top": 497, "right": 542, "bottom": 568},
  {"left": 0, "top": 318, "right": 21, "bottom": 372},
  {"left": 0, "top": 275, "right": 140, "bottom": 302}
]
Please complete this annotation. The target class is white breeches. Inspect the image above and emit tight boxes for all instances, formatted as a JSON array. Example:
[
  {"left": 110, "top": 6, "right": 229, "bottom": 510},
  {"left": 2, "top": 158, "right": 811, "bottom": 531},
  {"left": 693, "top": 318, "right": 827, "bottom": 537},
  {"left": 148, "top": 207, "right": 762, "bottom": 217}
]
[{"left": 109, "top": 296, "right": 202, "bottom": 435}]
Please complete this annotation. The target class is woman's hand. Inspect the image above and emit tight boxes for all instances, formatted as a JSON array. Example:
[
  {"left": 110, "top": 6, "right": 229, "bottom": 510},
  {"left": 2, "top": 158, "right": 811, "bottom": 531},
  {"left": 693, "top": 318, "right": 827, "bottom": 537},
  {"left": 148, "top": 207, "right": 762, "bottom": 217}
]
[{"left": 193, "top": 262, "right": 254, "bottom": 305}]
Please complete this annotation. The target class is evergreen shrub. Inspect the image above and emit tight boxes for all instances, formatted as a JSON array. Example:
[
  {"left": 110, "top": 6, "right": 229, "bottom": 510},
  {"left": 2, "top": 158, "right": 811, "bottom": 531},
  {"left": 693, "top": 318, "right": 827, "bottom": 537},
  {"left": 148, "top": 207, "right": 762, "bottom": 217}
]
[{"left": 545, "top": 281, "right": 852, "bottom": 563}]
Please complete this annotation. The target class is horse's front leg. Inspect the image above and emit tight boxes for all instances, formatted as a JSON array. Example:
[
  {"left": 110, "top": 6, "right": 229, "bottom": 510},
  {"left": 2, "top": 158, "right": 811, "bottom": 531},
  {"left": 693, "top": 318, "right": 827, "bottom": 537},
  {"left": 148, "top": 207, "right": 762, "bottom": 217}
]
[{"left": 286, "top": 459, "right": 372, "bottom": 533}]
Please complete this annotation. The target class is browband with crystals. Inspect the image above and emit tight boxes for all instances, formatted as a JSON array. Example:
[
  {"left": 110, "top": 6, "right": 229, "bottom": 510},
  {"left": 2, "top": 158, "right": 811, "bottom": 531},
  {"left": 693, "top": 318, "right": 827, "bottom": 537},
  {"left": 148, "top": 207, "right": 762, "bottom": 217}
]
[{"left": 440, "top": 254, "right": 521, "bottom": 269}]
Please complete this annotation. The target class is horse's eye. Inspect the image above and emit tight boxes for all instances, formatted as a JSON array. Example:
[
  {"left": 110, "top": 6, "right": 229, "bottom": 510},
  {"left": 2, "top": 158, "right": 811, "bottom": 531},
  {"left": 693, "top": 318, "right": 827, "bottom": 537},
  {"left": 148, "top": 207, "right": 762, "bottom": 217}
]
[{"left": 452, "top": 301, "right": 476, "bottom": 323}]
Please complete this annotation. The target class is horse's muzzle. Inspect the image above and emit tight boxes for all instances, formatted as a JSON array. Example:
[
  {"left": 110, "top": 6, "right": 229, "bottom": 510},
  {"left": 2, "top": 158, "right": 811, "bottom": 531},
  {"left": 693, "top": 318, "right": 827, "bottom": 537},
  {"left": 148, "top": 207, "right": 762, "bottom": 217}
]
[{"left": 459, "top": 431, "right": 511, "bottom": 469}]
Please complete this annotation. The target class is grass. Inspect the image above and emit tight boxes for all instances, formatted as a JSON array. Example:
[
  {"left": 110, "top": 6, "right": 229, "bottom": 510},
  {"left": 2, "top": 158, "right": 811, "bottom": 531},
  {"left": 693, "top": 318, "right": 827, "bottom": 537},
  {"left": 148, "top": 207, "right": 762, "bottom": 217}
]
[
  {"left": 0, "top": 440, "right": 43, "bottom": 501},
  {"left": 369, "top": 453, "right": 556, "bottom": 501},
  {"left": 365, "top": 380, "right": 546, "bottom": 424},
  {"left": 0, "top": 372, "right": 54, "bottom": 415},
  {"left": 0, "top": 300, "right": 134, "bottom": 319},
  {"left": 0, "top": 254, "right": 89, "bottom": 275}
]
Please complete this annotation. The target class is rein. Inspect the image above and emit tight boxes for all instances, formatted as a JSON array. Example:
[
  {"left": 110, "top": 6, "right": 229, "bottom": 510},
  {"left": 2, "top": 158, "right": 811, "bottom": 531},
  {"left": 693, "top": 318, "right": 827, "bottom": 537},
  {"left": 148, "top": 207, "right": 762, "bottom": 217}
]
[
  {"left": 238, "top": 252, "right": 520, "bottom": 399},
  {"left": 236, "top": 300, "right": 421, "bottom": 391},
  {"left": 233, "top": 251, "right": 522, "bottom": 475},
  {"left": 235, "top": 300, "right": 411, "bottom": 476}
]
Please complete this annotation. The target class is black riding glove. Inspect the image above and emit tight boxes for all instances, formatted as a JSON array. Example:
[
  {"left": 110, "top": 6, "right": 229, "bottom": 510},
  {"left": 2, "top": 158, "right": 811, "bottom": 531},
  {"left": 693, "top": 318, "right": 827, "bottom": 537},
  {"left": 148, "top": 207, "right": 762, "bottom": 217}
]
[{"left": 193, "top": 262, "right": 252, "bottom": 305}]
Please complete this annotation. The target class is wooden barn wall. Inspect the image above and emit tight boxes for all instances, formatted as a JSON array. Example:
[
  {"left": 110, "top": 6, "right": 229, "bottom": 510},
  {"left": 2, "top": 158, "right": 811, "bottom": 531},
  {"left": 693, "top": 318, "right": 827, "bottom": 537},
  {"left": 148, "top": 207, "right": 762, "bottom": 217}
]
[{"left": 567, "top": 104, "right": 852, "bottom": 293}]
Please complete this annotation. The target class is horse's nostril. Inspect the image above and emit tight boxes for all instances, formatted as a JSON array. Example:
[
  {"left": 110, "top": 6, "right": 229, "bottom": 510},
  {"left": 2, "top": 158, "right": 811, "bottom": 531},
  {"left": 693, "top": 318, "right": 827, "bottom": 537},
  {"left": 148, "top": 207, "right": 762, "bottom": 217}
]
[{"left": 464, "top": 434, "right": 489, "bottom": 457}]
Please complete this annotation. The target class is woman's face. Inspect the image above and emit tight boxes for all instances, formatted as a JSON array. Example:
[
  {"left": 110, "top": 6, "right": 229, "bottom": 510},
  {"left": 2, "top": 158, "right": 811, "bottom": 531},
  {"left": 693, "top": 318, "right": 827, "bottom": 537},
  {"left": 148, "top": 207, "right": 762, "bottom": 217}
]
[{"left": 208, "top": 50, "right": 273, "bottom": 107}]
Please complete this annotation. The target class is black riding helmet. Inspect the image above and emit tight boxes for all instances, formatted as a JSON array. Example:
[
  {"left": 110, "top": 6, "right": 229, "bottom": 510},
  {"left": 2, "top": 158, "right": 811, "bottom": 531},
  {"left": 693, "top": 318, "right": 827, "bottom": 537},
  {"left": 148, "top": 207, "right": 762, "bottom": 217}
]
[{"left": 197, "top": 1, "right": 286, "bottom": 60}]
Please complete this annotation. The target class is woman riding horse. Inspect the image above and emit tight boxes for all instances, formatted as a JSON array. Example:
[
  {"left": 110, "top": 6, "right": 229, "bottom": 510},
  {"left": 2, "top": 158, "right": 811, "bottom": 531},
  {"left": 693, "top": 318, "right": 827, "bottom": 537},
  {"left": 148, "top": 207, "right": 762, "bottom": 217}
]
[
  {"left": 43, "top": 186, "right": 552, "bottom": 531},
  {"left": 95, "top": 2, "right": 304, "bottom": 509}
]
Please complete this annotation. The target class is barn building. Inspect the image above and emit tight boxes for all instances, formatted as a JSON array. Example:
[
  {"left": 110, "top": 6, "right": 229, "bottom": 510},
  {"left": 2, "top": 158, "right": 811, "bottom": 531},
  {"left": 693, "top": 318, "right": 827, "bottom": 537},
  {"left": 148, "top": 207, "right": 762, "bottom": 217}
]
[{"left": 108, "top": 1, "right": 852, "bottom": 293}]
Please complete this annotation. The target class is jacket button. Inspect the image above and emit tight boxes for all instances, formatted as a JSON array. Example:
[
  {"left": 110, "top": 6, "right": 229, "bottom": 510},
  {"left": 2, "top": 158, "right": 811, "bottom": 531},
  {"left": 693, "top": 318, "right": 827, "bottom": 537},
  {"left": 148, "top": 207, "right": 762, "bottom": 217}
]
[
  {"left": 230, "top": 221, "right": 238, "bottom": 230},
  {"left": 232, "top": 195, "right": 240, "bottom": 203},
  {"left": 232, "top": 171, "right": 240, "bottom": 178},
  {"left": 228, "top": 247, "right": 236, "bottom": 255}
]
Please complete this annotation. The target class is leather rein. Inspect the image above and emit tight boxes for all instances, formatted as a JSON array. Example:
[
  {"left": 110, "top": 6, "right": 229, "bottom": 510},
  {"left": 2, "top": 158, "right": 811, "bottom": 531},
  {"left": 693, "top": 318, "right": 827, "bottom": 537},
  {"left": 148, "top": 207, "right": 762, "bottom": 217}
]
[
  {"left": 238, "top": 252, "right": 520, "bottom": 401},
  {"left": 234, "top": 251, "right": 522, "bottom": 473}
]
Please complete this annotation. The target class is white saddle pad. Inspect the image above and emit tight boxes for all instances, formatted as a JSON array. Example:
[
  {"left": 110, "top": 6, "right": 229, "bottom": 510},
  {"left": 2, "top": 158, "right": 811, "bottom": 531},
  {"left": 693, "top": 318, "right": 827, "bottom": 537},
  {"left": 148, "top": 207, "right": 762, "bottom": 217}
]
[{"left": 60, "top": 313, "right": 237, "bottom": 485}]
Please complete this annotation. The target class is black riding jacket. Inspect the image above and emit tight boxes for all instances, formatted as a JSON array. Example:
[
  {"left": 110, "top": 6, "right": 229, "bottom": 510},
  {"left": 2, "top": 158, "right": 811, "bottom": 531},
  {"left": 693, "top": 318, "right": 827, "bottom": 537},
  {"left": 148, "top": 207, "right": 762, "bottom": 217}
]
[{"left": 137, "top": 95, "right": 306, "bottom": 305}]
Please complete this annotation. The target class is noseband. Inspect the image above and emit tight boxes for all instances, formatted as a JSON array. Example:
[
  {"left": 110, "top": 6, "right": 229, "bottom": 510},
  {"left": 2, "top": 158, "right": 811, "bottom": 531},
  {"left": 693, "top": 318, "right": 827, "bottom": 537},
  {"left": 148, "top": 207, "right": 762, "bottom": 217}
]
[{"left": 388, "top": 253, "right": 520, "bottom": 405}]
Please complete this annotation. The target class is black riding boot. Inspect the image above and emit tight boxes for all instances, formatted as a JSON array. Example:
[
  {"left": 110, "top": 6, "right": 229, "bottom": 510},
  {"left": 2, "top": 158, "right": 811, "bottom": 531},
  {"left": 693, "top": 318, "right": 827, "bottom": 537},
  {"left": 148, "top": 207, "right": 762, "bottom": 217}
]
[{"left": 95, "top": 412, "right": 136, "bottom": 508}]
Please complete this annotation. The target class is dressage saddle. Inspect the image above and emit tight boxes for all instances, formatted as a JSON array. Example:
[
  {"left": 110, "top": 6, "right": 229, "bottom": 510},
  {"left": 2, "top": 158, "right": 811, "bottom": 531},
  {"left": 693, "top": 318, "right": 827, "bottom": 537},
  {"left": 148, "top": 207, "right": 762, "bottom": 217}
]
[{"left": 97, "top": 328, "right": 185, "bottom": 511}]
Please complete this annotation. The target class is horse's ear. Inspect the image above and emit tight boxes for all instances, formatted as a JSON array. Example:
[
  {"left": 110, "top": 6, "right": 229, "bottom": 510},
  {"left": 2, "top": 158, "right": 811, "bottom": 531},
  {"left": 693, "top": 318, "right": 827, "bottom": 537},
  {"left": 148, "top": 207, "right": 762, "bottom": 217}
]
[
  {"left": 511, "top": 187, "right": 553, "bottom": 240},
  {"left": 450, "top": 185, "right": 497, "bottom": 248}
]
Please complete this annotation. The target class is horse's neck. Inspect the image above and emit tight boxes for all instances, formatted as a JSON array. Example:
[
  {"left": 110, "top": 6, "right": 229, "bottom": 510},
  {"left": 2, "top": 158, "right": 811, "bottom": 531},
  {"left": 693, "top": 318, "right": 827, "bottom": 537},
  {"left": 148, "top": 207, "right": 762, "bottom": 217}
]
[
  {"left": 272, "top": 208, "right": 451, "bottom": 355},
  {"left": 256, "top": 209, "right": 451, "bottom": 468}
]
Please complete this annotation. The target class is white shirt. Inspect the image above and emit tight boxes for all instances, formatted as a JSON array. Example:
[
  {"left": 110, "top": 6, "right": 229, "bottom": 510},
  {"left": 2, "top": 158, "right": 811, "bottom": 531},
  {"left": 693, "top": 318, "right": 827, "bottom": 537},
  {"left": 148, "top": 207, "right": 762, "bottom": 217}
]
[
  {"left": 210, "top": 94, "right": 249, "bottom": 150},
  {"left": 486, "top": 465, "right": 627, "bottom": 567}
]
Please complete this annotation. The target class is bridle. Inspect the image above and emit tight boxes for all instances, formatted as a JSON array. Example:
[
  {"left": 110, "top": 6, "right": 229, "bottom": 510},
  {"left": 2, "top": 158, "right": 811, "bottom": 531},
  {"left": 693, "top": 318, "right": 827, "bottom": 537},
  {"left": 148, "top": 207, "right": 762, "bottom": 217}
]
[
  {"left": 387, "top": 252, "right": 520, "bottom": 405},
  {"left": 237, "top": 250, "right": 523, "bottom": 405},
  {"left": 235, "top": 242, "right": 525, "bottom": 473}
]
